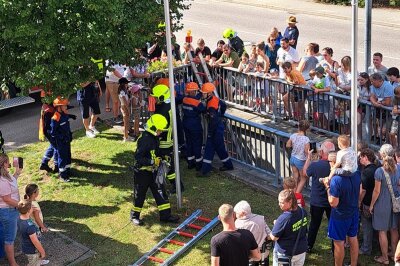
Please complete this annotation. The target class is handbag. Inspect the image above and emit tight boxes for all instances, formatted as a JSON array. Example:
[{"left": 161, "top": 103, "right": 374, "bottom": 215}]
[
  {"left": 383, "top": 170, "right": 400, "bottom": 213},
  {"left": 277, "top": 208, "right": 305, "bottom": 265}
]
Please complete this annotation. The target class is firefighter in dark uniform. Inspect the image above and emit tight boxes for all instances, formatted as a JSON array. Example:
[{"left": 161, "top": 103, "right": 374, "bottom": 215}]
[
  {"left": 150, "top": 84, "right": 184, "bottom": 193},
  {"left": 51, "top": 97, "right": 75, "bottom": 182},
  {"left": 222, "top": 28, "right": 244, "bottom": 57},
  {"left": 198, "top": 82, "right": 234, "bottom": 177},
  {"left": 39, "top": 99, "right": 58, "bottom": 173},
  {"left": 131, "top": 114, "right": 180, "bottom": 226},
  {"left": 182, "top": 82, "right": 205, "bottom": 171}
]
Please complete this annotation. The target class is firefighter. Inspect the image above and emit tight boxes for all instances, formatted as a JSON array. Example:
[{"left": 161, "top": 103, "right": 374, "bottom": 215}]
[
  {"left": 222, "top": 28, "right": 244, "bottom": 57},
  {"left": 131, "top": 114, "right": 180, "bottom": 226},
  {"left": 51, "top": 97, "right": 74, "bottom": 182},
  {"left": 198, "top": 82, "right": 234, "bottom": 177},
  {"left": 39, "top": 98, "right": 58, "bottom": 173},
  {"left": 151, "top": 84, "right": 184, "bottom": 193},
  {"left": 182, "top": 82, "right": 205, "bottom": 170}
]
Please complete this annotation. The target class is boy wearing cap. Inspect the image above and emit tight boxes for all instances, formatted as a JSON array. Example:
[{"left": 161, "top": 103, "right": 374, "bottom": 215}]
[
  {"left": 283, "top": 16, "right": 299, "bottom": 49},
  {"left": 310, "top": 67, "right": 331, "bottom": 128}
]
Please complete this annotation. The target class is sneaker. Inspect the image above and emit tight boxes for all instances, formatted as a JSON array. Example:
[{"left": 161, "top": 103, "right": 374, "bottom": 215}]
[
  {"left": 39, "top": 164, "right": 53, "bottom": 173},
  {"left": 86, "top": 130, "right": 96, "bottom": 138},
  {"left": 40, "top": 260, "right": 50, "bottom": 265},
  {"left": 131, "top": 218, "right": 144, "bottom": 226},
  {"left": 89, "top": 126, "right": 100, "bottom": 135},
  {"left": 112, "top": 117, "right": 123, "bottom": 125},
  {"left": 160, "top": 215, "right": 180, "bottom": 223},
  {"left": 123, "top": 137, "right": 134, "bottom": 142}
]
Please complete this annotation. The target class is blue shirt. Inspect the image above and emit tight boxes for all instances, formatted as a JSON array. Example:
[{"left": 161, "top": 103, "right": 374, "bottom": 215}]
[
  {"left": 371, "top": 81, "right": 394, "bottom": 101},
  {"left": 306, "top": 160, "right": 331, "bottom": 207},
  {"left": 329, "top": 171, "right": 361, "bottom": 220},
  {"left": 283, "top": 26, "right": 299, "bottom": 48},
  {"left": 19, "top": 218, "right": 38, "bottom": 254},
  {"left": 271, "top": 207, "right": 308, "bottom": 256}
]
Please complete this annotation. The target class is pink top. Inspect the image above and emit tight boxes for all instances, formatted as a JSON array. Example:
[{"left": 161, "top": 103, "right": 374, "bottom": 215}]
[{"left": 0, "top": 175, "right": 20, "bottom": 208}]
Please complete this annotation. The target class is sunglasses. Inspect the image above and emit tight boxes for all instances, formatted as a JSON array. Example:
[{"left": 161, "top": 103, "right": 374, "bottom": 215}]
[{"left": 270, "top": 38, "right": 276, "bottom": 41}]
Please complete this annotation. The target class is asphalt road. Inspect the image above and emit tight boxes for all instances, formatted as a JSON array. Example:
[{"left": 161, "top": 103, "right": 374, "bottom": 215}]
[{"left": 1, "top": 0, "right": 399, "bottom": 150}]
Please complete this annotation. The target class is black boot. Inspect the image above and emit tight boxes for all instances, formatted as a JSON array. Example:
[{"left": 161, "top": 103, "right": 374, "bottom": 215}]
[
  {"left": 219, "top": 165, "right": 234, "bottom": 171},
  {"left": 160, "top": 215, "right": 180, "bottom": 223},
  {"left": 39, "top": 164, "right": 53, "bottom": 173},
  {"left": 53, "top": 166, "right": 59, "bottom": 173}
]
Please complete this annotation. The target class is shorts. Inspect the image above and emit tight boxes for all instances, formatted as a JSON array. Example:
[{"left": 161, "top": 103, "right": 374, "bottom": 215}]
[
  {"left": 317, "top": 98, "right": 330, "bottom": 114},
  {"left": 391, "top": 118, "right": 399, "bottom": 134},
  {"left": 328, "top": 211, "right": 359, "bottom": 241},
  {"left": 79, "top": 100, "right": 101, "bottom": 119},
  {"left": 0, "top": 207, "right": 19, "bottom": 245},
  {"left": 132, "top": 107, "right": 141, "bottom": 120},
  {"left": 105, "top": 81, "right": 119, "bottom": 103},
  {"left": 26, "top": 253, "right": 40, "bottom": 266},
  {"left": 290, "top": 156, "right": 306, "bottom": 170}
]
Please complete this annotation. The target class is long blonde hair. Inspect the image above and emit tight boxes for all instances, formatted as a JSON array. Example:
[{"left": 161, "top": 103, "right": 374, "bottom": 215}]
[
  {"left": 380, "top": 144, "right": 397, "bottom": 174},
  {"left": 0, "top": 154, "right": 12, "bottom": 181}
]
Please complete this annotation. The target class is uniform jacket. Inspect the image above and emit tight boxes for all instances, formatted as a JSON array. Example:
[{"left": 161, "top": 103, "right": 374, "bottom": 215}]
[
  {"left": 182, "top": 94, "right": 205, "bottom": 130},
  {"left": 134, "top": 131, "right": 159, "bottom": 170},
  {"left": 50, "top": 111, "right": 72, "bottom": 143},
  {"left": 154, "top": 102, "right": 172, "bottom": 148},
  {"left": 206, "top": 96, "right": 227, "bottom": 135}
]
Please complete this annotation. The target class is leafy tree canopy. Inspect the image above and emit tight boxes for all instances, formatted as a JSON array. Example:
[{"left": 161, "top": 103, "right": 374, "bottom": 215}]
[{"left": 0, "top": 0, "right": 190, "bottom": 98}]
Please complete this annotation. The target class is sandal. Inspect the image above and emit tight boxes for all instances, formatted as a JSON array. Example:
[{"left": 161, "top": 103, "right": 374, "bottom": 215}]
[
  {"left": 374, "top": 256, "right": 389, "bottom": 265},
  {"left": 105, "top": 107, "right": 112, "bottom": 112}
]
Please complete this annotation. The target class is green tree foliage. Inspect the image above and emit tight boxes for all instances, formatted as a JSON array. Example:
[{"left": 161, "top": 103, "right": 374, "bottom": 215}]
[
  {"left": 0, "top": 0, "right": 190, "bottom": 97},
  {"left": 314, "top": 0, "right": 399, "bottom": 7}
]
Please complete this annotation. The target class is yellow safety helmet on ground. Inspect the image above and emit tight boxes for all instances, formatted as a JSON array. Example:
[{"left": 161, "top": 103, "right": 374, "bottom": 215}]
[
  {"left": 53, "top": 97, "right": 69, "bottom": 106},
  {"left": 222, "top": 28, "right": 235, "bottom": 39},
  {"left": 200, "top": 82, "right": 216, "bottom": 94},
  {"left": 146, "top": 114, "right": 168, "bottom": 136},
  {"left": 156, "top": 78, "right": 170, "bottom": 87},
  {"left": 185, "top": 82, "right": 199, "bottom": 93},
  {"left": 151, "top": 84, "right": 171, "bottom": 102}
]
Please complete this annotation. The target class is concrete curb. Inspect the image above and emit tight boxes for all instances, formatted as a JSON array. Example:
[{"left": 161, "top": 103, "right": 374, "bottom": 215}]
[{"left": 216, "top": 0, "right": 400, "bottom": 29}]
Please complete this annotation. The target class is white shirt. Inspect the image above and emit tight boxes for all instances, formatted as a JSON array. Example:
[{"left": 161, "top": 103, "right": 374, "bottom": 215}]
[
  {"left": 105, "top": 61, "right": 127, "bottom": 83},
  {"left": 119, "top": 90, "right": 129, "bottom": 106},
  {"left": 277, "top": 47, "right": 300, "bottom": 78},
  {"left": 336, "top": 147, "right": 358, "bottom": 173}
]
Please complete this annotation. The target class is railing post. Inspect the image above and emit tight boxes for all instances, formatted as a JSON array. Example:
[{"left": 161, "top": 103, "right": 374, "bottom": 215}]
[{"left": 274, "top": 135, "right": 280, "bottom": 187}]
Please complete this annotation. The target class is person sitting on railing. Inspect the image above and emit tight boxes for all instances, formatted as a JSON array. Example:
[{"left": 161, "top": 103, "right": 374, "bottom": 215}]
[
  {"left": 282, "top": 62, "right": 307, "bottom": 121},
  {"left": 234, "top": 200, "right": 272, "bottom": 266},
  {"left": 389, "top": 86, "right": 400, "bottom": 147},
  {"left": 286, "top": 120, "right": 310, "bottom": 193},
  {"left": 310, "top": 67, "right": 331, "bottom": 130},
  {"left": 370, "top": 72, "right": 394, "bottom": 144}
]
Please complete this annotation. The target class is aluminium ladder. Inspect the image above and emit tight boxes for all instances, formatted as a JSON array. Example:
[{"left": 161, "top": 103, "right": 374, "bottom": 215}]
[
  {"left": 130, "top": 209, "right": 219, "bottom": 266},
  {"left": 187, "top": 52, "right": 214, "bottom": 88}
]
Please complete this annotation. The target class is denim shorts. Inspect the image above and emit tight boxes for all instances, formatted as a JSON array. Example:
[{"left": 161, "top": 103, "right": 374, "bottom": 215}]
[
  {"left": 0, "top": 207, "right": 19, "bottom": 245},
  {"left": 290, "top": 156, "right": 306, "bottom": 170}
]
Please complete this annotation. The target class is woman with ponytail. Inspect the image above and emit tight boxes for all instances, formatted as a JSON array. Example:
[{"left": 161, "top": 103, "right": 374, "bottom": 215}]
[
  {"left": 370, "top": 144, "right": 400, "bottom": 264},
  {"left": 269, "top": 189, "right": 308, "bottom": 266},
  {"left": 0, "top": 153, "right": 21, "bottom": 266}
]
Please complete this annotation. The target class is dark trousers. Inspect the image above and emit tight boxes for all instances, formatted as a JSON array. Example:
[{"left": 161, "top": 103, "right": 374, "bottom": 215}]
[
  {"left": 159, "top": 147, "right": 176, "bottom": 182},
  {"left": 132, "top": 170, "right": 171, "bottom": 220},
  {"left": 41, "top": 142, "right": 58, "bottom": 167},
  {"left": 56, "top": 141, "right": 71, "bottom": 178},
  {"left": 308, "top": 205, "right": 331, "bottom": 249},
  {"left": 183, "top": 126, "right": 203, "bottom": 168}
]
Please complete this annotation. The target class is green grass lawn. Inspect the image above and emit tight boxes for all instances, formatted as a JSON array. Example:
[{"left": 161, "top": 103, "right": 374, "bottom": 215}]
[{"left": 8, "top": 126, "right": 379, "bottom": 265}]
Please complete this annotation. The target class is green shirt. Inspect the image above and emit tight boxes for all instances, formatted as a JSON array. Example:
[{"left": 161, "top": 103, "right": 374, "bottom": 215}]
[{"left": 221, "top": 51, "right": 240, "bottom": 68}]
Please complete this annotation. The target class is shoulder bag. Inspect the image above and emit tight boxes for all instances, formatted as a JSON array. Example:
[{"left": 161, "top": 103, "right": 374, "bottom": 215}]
[
  {"left": 383, "top": 170, "right": 400, "bottom": 213},
  {"left": 277, "top": 208, "right": 305, "bottom": 265}
]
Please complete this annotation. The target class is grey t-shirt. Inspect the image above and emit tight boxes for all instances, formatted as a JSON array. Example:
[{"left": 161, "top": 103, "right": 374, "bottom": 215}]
[{"left": 300, "top": 56, "right": 318, "bottom": 80}]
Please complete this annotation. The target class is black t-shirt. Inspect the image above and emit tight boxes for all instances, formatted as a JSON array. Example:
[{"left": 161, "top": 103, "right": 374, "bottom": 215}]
[
  {"left": 211, "top": 229, "right": 258, "bottom": 266},
  {"left": 212, "top": 49, "right": 223, "bottom": 60},
  {"left": 77, "top": 82, "right": 98, "bottom": 103},
  {"left": 361, "top": 163, "right": 377, "bottom": 206},
  {"left": 195, "top": 46, "right": 212, "bottom": 58}
]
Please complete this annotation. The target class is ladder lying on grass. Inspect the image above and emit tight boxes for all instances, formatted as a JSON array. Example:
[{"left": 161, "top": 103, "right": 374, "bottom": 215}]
[{"left": 130, "top": 209, "right": 219, "bottom": 266}]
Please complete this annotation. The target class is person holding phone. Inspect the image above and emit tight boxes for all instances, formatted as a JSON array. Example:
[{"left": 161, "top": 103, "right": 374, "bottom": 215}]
[{"left": 0, "top": 153, "right": 22, "bottom": 266}]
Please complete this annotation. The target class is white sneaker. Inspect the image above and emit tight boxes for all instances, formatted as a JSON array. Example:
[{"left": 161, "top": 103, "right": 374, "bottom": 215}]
[
  {"left": 89, "top": 126, "right": 100, "bottom": 135},
  {"left": 86, "top": 130, "right": 96, "bottom": 138},
  {"left": 40, "top": 260, "right": 50, "bottom": 265}
]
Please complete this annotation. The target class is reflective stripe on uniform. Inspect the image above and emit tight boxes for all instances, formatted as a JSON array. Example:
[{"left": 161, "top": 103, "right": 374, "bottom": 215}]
[
  {"left": 60, "top": 122, "right": 66, "bottom": 126},
  {"left": 195, "top": 157, "right": 203, "bottom": 162},
  {"left": 158, "top": 203, "right": 171, "bottom": 211},
  {"left": 160, "top": 142, "right": 173, "bottom": 148},
  {"left": 187, "top": 156, "right": 195, "bottom": 161},
  {"left": 182, "top": 106, "right": 194, "bottom": 111},
  {"left": 59, "top": 168, "right": 67, "bottom": 172},
  {"left": 139, "top": 166, "right": 153, "bottom": 171},
  {"left": 221, "top": 157, "right": 230, "bottom": 162},
  {"left": 132, "top": 206, "right": 142, "bottom": 212},
  {"left": 203, "top": 159, "right": 212, "bottom": 164},
  {"left": 167, "top": 173, "right": 176, "bottom": 180}
]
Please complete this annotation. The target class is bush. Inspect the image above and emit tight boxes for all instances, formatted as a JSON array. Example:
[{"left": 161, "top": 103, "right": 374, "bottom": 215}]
[{"left": 314, "top": 0, "right": 400, "bottom": 7}]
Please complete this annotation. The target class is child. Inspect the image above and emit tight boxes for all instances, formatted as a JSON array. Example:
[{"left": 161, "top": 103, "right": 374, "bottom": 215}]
[
  {"left": 25, "top": 184, "right": 48, "bottom": 233},
  {"left": 18, "top": 199, "right": 48, "bottom": 266},
  {"left": 325, "top": 135, "right": 358, "bottom": 183},
  {"left": 283, "top": 176, "right": 305, "bottom": 207},
  {"left": 118, "top": 78, "right": 133, "bottom": 142},
  {"left": 238, "top": 53, "right": 250, "bottom": 73},
  {"left": 129, "top": 84, "right": 143, "bottom": 139},
  {"left": 286, "top": 120, "right": 310, "bottom": 193}
]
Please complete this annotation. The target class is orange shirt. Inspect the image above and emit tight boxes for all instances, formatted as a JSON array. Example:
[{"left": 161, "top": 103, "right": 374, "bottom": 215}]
[{"left": 286, "top": 69, "right": 307, "bottom": 85}]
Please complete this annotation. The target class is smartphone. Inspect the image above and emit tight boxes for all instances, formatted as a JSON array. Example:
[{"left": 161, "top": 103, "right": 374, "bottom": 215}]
[
  {"left": 13, "top": 157, "right": 23, "bottom": 169},
  {"left": 310, "top": 142, "right": 317, "bottom": 153}
]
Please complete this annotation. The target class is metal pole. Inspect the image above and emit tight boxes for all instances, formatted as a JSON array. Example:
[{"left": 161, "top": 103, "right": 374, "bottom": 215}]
[
  {"left": 163, "top": 0, "right": 182, "bottom": 208},
  {"left": 364, "top": 0, "right": 372, "bottom": 72},
  {"left": 351, "top": 0, "right": 358, "bottom": 153}
]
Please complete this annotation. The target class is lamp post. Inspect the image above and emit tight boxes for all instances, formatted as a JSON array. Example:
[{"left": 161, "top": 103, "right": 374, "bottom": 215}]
[
  {"left": 351, "top": 0, "right": 358, "bottom": 152},
  {"left": 157, "top": 0, "right": 183, "bottom": 208}
]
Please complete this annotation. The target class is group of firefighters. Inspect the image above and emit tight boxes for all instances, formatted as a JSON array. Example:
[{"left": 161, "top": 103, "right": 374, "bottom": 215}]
[{"left": 37, "top": 76, "right": 234, "bottom": 225}]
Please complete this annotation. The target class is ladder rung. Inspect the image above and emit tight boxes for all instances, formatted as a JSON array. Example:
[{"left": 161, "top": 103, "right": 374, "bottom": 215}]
[
  {"left": 178, "top": 231, "right": 195, "bottom": 238},
  {"left": 148, "top": 256, "right": 164, "bottom": 263},
  {"left": 188, "top": 224, "right": 203, "bottom": 230},
  {"left": 197, "top": 216, "right": 212, "bottom": 223},
  {"left": 168, "top": 239, "right": 185, "bottom": 246},
  {"left": 159, "top": 247, "right": 175, "bottom": 254}
]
